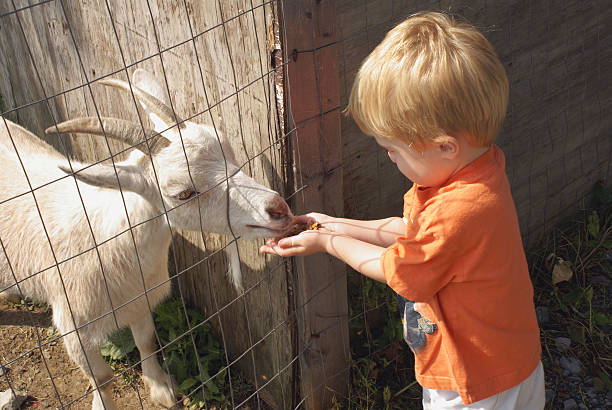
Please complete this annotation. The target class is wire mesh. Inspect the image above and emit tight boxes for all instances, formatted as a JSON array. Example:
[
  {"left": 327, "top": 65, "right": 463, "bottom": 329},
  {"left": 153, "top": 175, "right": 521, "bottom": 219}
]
[
  {"left": 282, "top": 0, "right": 610, "bottom": 408},
  {"left": 0, "top": 0, "right": 609, "bottom": 409},
  {"left": 335, "top": 0, "right": 610, "bottom": 408},
  {"left": 0, "top": 0, "right": 294, "bottom": 409}
]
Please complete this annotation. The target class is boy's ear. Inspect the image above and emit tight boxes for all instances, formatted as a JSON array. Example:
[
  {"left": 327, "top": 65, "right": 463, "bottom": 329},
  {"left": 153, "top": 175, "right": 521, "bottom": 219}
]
[{"left": 436, "top": 135, "right": 459, "bottom": 158}]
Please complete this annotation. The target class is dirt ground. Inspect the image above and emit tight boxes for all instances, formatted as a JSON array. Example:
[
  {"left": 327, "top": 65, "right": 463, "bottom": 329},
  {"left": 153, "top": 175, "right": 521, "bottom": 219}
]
[{"left": 0, "top": 301, "right": 159, "bottom": 409}]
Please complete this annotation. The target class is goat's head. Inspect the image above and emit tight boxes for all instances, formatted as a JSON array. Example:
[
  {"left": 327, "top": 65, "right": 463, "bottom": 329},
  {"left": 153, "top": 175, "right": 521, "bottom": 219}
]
[{"left": 45, "top": 69, "right": 293, "bottom": 238}]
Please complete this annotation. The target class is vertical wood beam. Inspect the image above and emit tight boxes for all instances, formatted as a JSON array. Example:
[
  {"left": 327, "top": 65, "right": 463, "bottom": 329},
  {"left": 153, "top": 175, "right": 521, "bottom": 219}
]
[{"left": 281, "top": 1, "right": 349, "bottom": 408}]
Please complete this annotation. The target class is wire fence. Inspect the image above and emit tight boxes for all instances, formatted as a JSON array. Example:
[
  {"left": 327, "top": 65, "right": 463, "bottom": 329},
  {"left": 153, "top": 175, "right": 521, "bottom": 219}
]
[
  {"left": 0, "top": 1, "right": 296, "bottom": 409},
  {"left": 0, "top": 0, "right": 609, "bottom": 409}
]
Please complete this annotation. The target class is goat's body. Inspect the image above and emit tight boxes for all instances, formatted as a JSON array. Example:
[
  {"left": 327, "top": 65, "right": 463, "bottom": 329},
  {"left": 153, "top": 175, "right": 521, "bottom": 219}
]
[
  {"left": 1, "top": 120, "right": 175, "bottom": 408},
  {"left": 1, "top": 120, "right": 172, "bottom": 344},
  {"left": 0, "top": 69, "right": 292, "bottom": 410}
]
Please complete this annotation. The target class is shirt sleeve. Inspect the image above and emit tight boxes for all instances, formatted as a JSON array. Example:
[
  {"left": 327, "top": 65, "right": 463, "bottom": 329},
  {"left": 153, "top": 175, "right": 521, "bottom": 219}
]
[{"left": 381, "top": 220, "right": 456, "bottom": 302}]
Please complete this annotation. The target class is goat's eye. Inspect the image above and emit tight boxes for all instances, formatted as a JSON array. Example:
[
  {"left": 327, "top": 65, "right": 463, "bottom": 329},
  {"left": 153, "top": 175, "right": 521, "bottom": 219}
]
[{"left": 177, "top": 189, "right": 198, "bottom": 200}]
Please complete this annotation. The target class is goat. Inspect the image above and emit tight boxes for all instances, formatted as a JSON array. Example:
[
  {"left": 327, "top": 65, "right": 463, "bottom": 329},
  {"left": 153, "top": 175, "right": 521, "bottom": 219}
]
[{"left": 0, "top": 69, "right": 292, "bottom": 409}]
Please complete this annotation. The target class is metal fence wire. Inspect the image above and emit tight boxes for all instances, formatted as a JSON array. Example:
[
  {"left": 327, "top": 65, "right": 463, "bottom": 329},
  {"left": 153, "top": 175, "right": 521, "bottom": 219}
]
[{"left": 0, "top": 0, "right": 610, "bottom": 409}]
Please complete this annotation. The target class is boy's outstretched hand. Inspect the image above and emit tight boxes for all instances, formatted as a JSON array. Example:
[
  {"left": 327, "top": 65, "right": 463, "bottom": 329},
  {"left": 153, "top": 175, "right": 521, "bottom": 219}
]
[
  {"left": 259, "top": 213, "right": 337, "bottom": 257},
  {"left": 260, "top": 212, "right": 388, "bottom": 283}
]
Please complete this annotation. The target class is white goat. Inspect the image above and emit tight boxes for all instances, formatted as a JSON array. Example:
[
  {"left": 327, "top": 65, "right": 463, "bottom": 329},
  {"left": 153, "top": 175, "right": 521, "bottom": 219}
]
[{"left": 0, "top": 69, "right": 292, "bottom": 409}]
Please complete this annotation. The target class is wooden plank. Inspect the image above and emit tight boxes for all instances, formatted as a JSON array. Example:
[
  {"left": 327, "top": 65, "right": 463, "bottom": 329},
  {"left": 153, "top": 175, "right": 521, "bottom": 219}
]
[{"left": 282, "top": 1, "right": 350, "bottom": 408}]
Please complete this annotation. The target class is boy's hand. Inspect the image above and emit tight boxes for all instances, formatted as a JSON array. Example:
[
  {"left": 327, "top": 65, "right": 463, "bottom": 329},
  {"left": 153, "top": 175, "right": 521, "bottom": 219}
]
[
  {"left": 286, "top": 212, "right": 336, "bottom": 234},
  {"left": 260, "top": 229, "right": 332, "bottom": 257},
  {"left": 260, "top": 213, "right": 337, "bottom": 257}
]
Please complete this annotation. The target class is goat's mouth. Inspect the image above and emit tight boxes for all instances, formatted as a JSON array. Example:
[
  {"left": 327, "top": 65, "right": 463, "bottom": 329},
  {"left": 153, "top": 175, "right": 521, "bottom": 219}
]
[{"left": 245, "top": 224, "right": 291, "bottom": 234}]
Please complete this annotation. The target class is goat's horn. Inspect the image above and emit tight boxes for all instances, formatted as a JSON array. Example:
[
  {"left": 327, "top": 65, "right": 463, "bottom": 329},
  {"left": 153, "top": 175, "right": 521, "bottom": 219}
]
[
  {"left": 45, "top": 117, "right": 171, "bottom": 155},
  {"left": 98, "top": 78, "right": 185, "bottom": 129}
]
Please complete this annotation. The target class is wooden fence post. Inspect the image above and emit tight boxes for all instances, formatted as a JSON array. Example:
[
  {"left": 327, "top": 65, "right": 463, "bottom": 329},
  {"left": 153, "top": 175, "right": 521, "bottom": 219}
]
[{"left": 281, "top": 0, "right": 350, "bottom": 408}]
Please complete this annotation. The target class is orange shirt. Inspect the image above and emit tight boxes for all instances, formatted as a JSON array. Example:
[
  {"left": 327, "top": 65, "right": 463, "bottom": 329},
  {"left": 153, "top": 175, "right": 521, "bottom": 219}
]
[{"left": 381, "top": 145, "right": 541, "bottom": 404}]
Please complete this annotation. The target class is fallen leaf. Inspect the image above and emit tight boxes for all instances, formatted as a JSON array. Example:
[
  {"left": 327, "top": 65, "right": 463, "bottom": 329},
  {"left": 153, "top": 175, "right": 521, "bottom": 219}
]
[{"left": 552, "top": 259, "right": 573, "bottom": 285}]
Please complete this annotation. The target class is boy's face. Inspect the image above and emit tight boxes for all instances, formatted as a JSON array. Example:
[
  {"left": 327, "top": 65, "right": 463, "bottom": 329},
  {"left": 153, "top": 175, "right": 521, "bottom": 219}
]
[{"left": 374, "top": 136, "right": 460, "bottom": 188}]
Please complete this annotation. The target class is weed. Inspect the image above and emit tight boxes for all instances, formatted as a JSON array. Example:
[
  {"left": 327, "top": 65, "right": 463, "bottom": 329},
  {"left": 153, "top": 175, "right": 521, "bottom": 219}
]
[
  {"left": 101, "top": 298, "right": 256, "bottom": 409},
  {"left": 5, "top": 298, "right": 49, "bottom": 312},
  {"left": 340, "top": 272, "right": 420, "bottom": 409},
  {"left": 530, "top": 182, "right": 612, "bottom": 404}
]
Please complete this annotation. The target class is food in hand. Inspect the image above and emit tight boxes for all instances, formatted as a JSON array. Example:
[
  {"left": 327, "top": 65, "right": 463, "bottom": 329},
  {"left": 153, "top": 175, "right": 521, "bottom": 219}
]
[{"left": 284, "top": 217, "right": 321, "bottom": 237}]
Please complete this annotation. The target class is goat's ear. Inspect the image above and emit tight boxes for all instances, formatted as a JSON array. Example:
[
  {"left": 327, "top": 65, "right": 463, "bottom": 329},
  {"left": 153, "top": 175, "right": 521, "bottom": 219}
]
[
  {"left": 132, "top": 69, "right": 173, "bottom": 131},
  {"left": 59, "top": 164, "right": 149, "bottom": 196},
  {"left": 133, "top": 69, "right": 168, "bottom": 104}
]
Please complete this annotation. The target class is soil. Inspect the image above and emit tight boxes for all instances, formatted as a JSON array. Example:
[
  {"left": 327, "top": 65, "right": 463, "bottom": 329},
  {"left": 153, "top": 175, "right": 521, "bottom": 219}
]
[{"left": 0, "top": 301, "right": 159, "bottom": 409}]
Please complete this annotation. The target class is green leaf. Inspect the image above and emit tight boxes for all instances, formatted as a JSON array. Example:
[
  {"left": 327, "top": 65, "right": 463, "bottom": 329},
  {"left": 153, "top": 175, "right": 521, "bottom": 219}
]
[
  {"left": 593, "top": 312, "right": 612, "bottom": 327},
  {"left": 100, "top": 340, "right": 126, "bottom": 360},
  {"left": 100, "top": 328, "right": 136, "bottom": 360},
  {"left": 588, "top": 211, "right": 600, "bottom": 239},
  {"left": 179, "top": 377, "right": 198, "bottom": 391},
  {"left": 585, "top": 286, "right": 593, "bottom": 304},
  {"left": 562, "top": 287, "right": 584, "bottom": 309},
  {"left": 383, "top": 385, "right": 391, "bottom": 403}
]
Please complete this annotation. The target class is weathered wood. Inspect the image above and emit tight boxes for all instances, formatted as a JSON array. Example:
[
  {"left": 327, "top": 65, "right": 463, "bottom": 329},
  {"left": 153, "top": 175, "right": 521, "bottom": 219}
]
[
  {"left": 282, "top": 0, "right": 350, "bottom": 408},
  {"left": 337, "top": 0, "right": 612, "bottom": 245},
  {"left": 0, "top": 0, "right": 292, "bottom": 407}
]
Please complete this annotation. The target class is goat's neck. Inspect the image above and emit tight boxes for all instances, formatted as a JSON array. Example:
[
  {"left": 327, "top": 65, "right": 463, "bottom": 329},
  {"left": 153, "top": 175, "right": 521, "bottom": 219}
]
[{"left": 81, "top": 185, "right": 173, "bottom": 259}]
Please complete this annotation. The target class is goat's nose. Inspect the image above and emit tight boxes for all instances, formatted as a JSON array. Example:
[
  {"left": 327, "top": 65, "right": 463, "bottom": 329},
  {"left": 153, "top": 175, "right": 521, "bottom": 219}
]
[{"left": 265, "top": 195, "right": 290, "bottom": 220}]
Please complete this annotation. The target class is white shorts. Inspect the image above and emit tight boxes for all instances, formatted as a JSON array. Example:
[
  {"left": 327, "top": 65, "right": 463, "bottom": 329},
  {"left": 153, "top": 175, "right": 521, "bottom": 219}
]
[{"left": 422, "top": 361, "right": 545, "bottom": 410}]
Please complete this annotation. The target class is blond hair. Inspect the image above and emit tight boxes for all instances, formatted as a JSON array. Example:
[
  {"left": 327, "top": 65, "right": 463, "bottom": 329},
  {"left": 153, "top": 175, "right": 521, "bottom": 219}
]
[{"left": 347, "top": 12, "right": 509, "bottom": 149}]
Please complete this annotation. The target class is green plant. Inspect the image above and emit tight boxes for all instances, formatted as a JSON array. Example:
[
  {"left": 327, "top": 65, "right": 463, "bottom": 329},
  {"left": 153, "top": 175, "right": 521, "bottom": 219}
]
[
  {"left": 101, "top": 298, "right": 253, "bottom": 409},
  {"left": 341, "top": 270, "right": 421, "bottom": 409},
  {"left": 154, "top": 298, "right": 227, "bottom": 408},
  {"left": 530, "top": 183, "right": 612, "bottom": 403}
]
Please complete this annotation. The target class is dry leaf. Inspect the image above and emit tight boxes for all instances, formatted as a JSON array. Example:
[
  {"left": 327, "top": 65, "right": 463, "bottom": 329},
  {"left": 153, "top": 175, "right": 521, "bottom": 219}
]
[{"left": 552, "top": 259, "right": 573, "bottom": 285}]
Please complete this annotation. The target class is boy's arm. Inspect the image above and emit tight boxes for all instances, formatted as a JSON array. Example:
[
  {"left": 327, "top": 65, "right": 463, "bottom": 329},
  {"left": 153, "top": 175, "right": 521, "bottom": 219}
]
[
  {"left": 260, "top": 230, "right": 387, "bottom": 283},
  {"left": 325, "top": 234, "right": 387, "bottom": 282},
  {"left": 302, "top": 213, "right": 406, "bottom": 247}
]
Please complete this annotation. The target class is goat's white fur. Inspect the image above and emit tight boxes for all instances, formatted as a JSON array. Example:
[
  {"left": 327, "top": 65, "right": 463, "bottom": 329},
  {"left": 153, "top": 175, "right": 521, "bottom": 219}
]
[{"left": 0, "top": 69, "right": 291, "bottom": 409}]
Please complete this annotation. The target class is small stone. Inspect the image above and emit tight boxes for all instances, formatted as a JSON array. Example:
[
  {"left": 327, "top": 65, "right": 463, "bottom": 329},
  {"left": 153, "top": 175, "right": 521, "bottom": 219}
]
[
  {"left": 606, "top": 391, "right": 612, "bottom": 400},
  {"left": 42, "top": 350, "right": 51, "bottom": 360},
  {"left": 555, "top": 337, "right": 572, "bottom": 351},
  {"left": 536, "top": 306, "right": 550, "bottom": 324},
  {"left": 0, "top": 389, "right": 27, "bottom": 410},
  {"left": 578, "top": 404, "right": 587, "bottom": 410},
  {"left": 0, "top": 366, "right": 5, "bottom": 377},
  {"left": 563, "top": 398, "right": 578, "bottom": 410},
  {"left": 560, "top": 356, "right": 582, "bottom": 375}
]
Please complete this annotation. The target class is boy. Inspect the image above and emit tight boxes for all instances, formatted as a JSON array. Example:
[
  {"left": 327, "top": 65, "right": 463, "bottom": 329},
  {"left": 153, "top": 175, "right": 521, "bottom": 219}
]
[{"left": 261, "top": 11, "right": 544, "bottom": 409}]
